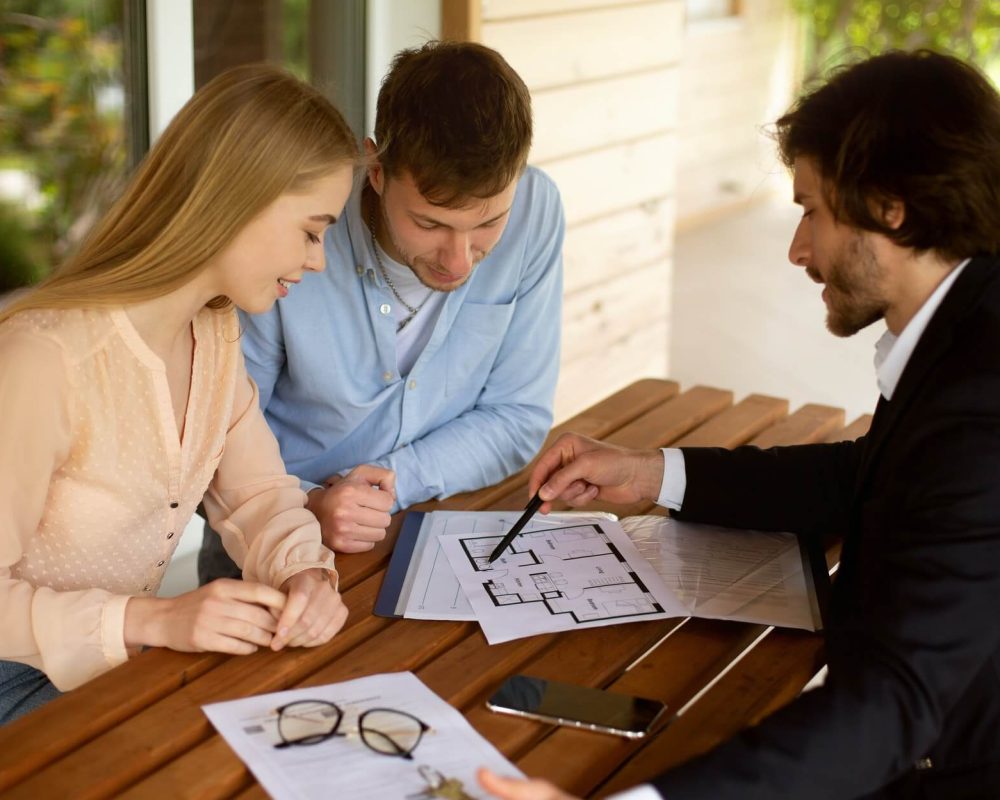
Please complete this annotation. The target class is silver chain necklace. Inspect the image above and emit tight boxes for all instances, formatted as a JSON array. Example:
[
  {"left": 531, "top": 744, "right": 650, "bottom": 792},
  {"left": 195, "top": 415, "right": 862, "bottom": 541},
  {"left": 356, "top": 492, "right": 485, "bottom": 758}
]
[{"left": 367, "top": 204, "right": 435, "bottom": 333}]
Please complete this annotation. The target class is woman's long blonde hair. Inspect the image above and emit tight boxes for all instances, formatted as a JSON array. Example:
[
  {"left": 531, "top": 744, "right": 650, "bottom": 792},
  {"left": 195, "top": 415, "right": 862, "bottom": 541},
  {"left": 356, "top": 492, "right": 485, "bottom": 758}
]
[{"left": 0, "top": 64, "right": 357, "bottom": 324}]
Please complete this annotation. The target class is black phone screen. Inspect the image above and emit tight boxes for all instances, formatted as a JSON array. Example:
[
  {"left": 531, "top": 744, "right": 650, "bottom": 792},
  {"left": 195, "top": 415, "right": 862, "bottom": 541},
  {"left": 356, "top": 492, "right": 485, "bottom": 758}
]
[{"left": 487, "top": 675, "right": 666, "bottom": 737}]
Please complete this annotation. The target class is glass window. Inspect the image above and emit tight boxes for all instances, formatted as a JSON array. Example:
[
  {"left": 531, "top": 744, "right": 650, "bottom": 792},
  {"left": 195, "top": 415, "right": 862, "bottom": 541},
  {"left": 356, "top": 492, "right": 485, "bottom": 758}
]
[{"left": 1, "top": 1, "right": 143, "bottom": 292}]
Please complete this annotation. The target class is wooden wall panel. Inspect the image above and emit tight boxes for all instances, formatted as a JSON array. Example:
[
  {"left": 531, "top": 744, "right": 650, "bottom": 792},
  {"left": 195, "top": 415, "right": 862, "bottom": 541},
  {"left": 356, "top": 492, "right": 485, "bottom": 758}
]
[
  {"left": 483, "top": 2, "right": 683, "bottom": 90},
  {"left": 531, "top": 67, "right": 679, "bottom": 163},
  {"left": 556, "top": 321, "right": 670, "bottom": 421},
  {"left": 543, "top": 133, "right": 676, "bottom": 226},
  {"left": 561, "top": 199, "right": 674, "bottom": 295},
  {"left": 479, "top": 0, "right": 682, "bottom": 422}
]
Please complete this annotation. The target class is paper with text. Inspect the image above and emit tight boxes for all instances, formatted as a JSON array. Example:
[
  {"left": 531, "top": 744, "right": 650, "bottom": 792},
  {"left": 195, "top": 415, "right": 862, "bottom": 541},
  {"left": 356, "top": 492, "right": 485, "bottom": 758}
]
[{"left": 203, "top": 671, "right": 520, "bottom": 800}]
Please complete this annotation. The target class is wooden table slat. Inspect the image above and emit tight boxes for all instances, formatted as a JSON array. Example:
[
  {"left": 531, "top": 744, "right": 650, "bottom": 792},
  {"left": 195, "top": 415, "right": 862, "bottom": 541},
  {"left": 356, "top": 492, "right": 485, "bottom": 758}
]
[
  {"left": 0, "top": 572, "right": 392, "bottom": 798},
  {"left": 596, "top": 626, "right": 826, "bottom": 797}
]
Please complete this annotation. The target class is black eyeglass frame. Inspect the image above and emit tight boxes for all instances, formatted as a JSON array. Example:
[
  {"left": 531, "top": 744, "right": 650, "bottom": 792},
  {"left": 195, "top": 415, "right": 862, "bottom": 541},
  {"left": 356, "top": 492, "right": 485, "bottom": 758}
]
[{"left": 273, "top": 700, "right": 431, "bottom": 759}]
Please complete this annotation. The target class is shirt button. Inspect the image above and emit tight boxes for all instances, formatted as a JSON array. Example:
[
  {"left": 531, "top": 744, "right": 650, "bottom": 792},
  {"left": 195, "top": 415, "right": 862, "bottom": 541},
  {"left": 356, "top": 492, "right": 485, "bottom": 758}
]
[
  {"left": 166, "top": 532, "right": 174, "bottom": 539},
  {"left": 157, "top": 560, "right": 165, "bottom": 567},
  {"left": 169, "top": 502, "right": 178, "bottom": 509},
  {"left": 383, "top": 371, "right": 393, "bottom": 382},
  {"left": 143, "top": 585, "right": 150, "bottom": 592},
  {"left": 408, "top": 380, "right": 417, "bottom": 389},
  {"left": 355, "top": 265, "right": 364, "bottom": 275},
  {"left": 379, "top": 303, "right": 391, "bottom": 315}
]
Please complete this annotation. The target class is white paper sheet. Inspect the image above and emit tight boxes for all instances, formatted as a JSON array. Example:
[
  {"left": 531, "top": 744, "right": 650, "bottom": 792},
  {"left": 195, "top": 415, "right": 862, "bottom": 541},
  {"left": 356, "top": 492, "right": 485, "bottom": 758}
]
[
  {"left": 438, "top": 517, "right": 689, "bottom": 644},
  {"left": 402, "top": 510, "right": 617, "bottom": 621},
  {"left": 621, "top": 515, "right": 820, "bottom": 631},
  {"left": 203, "top": 671, "right": 520, "bottom": 800}
]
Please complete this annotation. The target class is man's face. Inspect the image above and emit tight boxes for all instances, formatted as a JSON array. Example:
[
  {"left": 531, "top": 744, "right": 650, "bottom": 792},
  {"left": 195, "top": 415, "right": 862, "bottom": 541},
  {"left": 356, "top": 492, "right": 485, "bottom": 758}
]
[
  {"left": 370, "top": 167, "right": 517, "bottom": 292},
  {"left": 789, "top": 156, "right": 888, "bottom": 337}
]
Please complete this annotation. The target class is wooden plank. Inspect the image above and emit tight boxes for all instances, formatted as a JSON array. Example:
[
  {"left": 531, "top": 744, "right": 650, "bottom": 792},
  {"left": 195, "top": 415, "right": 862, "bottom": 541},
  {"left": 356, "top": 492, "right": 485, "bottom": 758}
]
[
  {"left": 483, "top": 2, "right": 684, "bottom": 90},
  {"left": 1, "top": 573, "right": 391, "bottom": 799},
  {"left": 556, "top": 322, "right": 670, "bottom": 423},
  {"left": 562, "top": 198, "right": 674, "bottom": 295},
  {"left": 597, "top": 627, "right": 825, "bottom": 796},
  {"left": 0, "top": 651, "right": 224, "bottom": 792},
  {"left": 540, "top": 133, "right": 677, "bottom": 226},
  {"left": 562, "top": 261, "right": 669, "bottom": 364},
  {"left": 441, "top": 0, "right": 480, "bottom": 41},
  {"left": 531, "top": 66, "right": 678, "bottom": 163},
  {"left": 826, "top": 413, "right": 872, "bottom": 443},
  {"left": 750, "top": 403, "right": 844, "bottom": 448}
]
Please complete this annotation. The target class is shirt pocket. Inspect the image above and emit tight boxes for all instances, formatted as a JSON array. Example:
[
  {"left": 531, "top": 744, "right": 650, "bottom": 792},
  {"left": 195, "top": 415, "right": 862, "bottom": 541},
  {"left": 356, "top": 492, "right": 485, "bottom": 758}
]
[{"left": 445, "top": 300, "right": 515, "bottom": 397}]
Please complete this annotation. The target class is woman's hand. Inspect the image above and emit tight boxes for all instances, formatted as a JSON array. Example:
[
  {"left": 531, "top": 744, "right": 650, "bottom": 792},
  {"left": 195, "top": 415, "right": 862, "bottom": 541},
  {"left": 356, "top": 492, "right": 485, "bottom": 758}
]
[
  {"left": 124, "top": 579, "right": 287, "bottom": 655},
  {"left": 477, "top": 769, "right": 580, "bottom": 800},
  {"left": 272, "top": 568, "right": 348, "bottom": 650}
]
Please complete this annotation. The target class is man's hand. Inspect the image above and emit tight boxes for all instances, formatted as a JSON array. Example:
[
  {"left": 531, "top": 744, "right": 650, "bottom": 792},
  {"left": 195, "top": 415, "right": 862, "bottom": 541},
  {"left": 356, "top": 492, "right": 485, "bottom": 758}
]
[
  {"left": 272, "top": 568, "right": 348, "bottom": 650},
  {"left": 306, "top": 464, "right": 396, "bottom": 552},
  {"left": 528, "top": 433, "right": 664, "bottom": 513},
  {"left": 478, "top": 768, "right": 580, "bottom": 800}
]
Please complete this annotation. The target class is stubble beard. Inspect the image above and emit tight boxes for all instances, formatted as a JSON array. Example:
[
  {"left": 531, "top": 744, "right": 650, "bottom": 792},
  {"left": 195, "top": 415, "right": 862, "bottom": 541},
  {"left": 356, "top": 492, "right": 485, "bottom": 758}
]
[{"left": 823, "top": 234, "right": 888, "bottom": 338}]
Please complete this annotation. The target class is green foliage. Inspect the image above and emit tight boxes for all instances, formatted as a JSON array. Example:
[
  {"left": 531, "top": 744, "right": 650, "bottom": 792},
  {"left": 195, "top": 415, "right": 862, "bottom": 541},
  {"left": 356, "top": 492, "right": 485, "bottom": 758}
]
[
  {"left": 0, "top": 1, "right": 126, "bottom": 288},
  {"left": 792, "top": 0, "right": 1000, "bottom": 80}
]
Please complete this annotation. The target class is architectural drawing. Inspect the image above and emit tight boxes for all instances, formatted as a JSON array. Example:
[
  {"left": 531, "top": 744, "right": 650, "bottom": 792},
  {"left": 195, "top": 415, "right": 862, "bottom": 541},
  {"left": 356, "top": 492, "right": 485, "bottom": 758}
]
[{"left": 458, "top": 523, "right": 665, "bottom": 624}]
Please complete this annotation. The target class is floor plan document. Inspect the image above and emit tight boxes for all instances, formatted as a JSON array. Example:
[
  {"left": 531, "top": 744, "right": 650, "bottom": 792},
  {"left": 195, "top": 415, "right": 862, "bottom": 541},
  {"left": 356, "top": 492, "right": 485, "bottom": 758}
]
[
  {"left": 439, "top": 517, "right": 688, "bottom": 644},
  {"left": 376, "top": 510, "right": 617, "bottom": 621}
]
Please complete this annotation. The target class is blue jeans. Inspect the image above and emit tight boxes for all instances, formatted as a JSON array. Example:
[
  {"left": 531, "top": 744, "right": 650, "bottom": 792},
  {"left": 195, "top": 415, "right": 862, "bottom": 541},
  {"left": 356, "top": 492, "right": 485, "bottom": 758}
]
[{"left": 0, "top": 660, "right": 61, "bottom": 725}]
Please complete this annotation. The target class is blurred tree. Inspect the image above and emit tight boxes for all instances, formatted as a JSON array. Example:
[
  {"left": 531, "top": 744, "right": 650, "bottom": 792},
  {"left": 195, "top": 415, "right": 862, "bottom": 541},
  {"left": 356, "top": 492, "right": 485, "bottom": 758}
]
[
  {"left": 793, "top": 0, "right": 1000, "bottom": 80},
  {"left": 0, "top": 1, "right": 125, "bottom": 287}
]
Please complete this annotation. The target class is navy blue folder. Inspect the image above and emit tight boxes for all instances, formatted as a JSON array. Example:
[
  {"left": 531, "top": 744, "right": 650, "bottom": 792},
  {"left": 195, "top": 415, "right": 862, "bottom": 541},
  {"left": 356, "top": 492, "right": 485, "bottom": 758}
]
[{"left": 373, "top": 512, "right": 426, "bottom": 618}]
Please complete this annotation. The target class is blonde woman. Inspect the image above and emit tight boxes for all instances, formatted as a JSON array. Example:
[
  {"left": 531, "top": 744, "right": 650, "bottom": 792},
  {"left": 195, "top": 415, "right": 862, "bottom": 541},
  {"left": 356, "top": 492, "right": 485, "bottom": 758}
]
[{"left": 0, "top": 64, "right": 357, "bottom": 723}]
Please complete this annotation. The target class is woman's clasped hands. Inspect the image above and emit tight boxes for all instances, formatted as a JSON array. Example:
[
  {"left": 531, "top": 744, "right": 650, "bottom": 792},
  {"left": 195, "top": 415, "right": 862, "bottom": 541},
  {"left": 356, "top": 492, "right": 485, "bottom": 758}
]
[{"left": 123, "top": 568, "right": 347, "bottom": 655}]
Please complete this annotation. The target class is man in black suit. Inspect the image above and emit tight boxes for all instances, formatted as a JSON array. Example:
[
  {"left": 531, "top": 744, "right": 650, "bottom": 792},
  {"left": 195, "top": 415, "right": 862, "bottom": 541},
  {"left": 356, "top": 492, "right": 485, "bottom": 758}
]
[{"left": 478, "top": 50, "right": 1000, "bottom": 800}]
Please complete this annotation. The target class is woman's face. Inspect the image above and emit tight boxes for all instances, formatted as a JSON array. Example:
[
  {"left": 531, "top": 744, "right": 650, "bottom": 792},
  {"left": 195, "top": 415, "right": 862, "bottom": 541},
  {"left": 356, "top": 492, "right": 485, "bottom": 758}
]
[{"left": 212, "top": 165, "right": 354, "bottom": 314}]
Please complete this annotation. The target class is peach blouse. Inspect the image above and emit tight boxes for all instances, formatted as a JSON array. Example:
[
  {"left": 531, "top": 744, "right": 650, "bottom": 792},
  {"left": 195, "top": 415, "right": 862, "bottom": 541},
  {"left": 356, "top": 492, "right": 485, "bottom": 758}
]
[{"left": 0, "top": 306, "right": 337, "bottom": 690}]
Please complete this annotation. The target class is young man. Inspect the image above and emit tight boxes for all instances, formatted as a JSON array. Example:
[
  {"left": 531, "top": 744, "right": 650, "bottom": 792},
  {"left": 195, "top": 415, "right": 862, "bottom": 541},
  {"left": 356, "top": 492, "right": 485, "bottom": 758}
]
[
  {"left": 479, "top": 51, "right": 1000, "bottom": 800},
  {"left": 199, "top": 41, "right": 563, "bottom": 580}
]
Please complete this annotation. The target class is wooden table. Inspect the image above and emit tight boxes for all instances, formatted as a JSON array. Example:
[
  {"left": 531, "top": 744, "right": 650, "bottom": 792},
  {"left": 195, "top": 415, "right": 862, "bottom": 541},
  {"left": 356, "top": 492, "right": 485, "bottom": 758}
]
[{"left": 0, "top": 379, "right": 871, "bottom": 799}]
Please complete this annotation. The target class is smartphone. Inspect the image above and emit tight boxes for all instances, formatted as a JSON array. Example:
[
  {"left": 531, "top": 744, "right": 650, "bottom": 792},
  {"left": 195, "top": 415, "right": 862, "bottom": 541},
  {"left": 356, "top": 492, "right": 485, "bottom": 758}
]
[{"left": 486, "top": 675, "right": 667, "bottom": 739}]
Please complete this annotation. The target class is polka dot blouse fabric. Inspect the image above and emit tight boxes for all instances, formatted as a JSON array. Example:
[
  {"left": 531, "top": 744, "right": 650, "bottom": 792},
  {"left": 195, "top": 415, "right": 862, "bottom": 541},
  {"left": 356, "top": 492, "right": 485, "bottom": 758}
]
[{"left": 0, "top": 307, "right": 336, "bottom": 690}]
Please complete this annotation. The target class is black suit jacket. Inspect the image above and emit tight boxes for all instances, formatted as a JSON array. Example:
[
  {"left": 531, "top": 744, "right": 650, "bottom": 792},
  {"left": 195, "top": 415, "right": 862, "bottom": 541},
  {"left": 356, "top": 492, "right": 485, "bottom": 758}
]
[{"left": 654, "top": 256, "right": 1000, "bottom": 800}]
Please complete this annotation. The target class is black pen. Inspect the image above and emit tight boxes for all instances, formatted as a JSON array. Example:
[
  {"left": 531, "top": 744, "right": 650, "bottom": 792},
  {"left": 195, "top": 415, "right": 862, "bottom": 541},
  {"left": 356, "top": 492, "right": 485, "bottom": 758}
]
[{"left": 487, "top": 491, "right": 544, "bottom": 564}]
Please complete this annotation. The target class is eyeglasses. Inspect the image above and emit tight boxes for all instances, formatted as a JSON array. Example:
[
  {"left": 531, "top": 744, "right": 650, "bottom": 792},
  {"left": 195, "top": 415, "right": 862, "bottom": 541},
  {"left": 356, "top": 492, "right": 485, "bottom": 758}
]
[{"left": 273, "top": 700, "right": 431, "bottom": 759}]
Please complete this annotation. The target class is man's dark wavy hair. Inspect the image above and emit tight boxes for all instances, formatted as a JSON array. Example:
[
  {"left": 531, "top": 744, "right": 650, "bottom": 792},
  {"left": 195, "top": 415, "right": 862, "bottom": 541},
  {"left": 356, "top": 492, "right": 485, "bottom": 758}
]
[
  {"left": 776, "top": 50, "right": 1000, "bottom": 261},
  {"left": 373, "top": 40, "right": 532, "bottom": 207}
]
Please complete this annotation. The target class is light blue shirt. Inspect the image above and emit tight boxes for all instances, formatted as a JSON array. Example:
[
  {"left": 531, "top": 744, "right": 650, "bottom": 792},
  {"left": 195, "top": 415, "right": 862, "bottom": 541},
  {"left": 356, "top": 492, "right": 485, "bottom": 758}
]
[{"left": 239, "top": 166, "right": 564, "bottom": 511}]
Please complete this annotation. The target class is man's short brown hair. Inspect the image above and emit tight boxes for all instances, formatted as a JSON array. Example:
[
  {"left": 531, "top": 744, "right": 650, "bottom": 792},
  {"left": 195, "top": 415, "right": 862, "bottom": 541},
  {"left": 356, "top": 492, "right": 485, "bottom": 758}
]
[
  {"left": 776, "top": 50, "right": 1000, "bottom": 261},
  {"left": 373, "top": 40, "right": 532, "bottom": 206}
]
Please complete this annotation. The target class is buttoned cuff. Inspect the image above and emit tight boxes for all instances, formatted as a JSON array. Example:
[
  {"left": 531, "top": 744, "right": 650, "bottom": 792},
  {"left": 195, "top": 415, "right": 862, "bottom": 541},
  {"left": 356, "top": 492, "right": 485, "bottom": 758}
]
[{"left": 655, "top": 448, "right": 687, "bottom": 510}]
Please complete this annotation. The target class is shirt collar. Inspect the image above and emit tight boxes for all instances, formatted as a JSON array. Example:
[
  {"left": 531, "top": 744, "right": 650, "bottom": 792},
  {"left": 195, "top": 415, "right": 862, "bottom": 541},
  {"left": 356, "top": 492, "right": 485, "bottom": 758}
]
[{"left": 874, "top": 258, "right": 969, "bottom": 400}]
